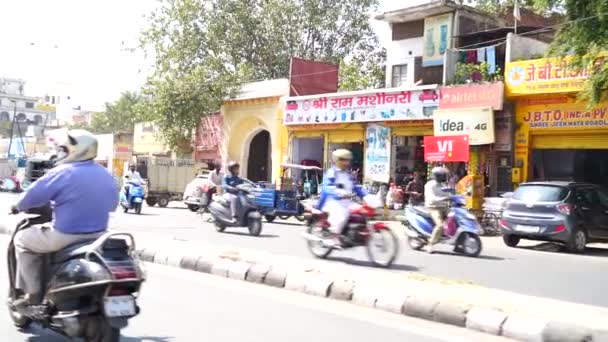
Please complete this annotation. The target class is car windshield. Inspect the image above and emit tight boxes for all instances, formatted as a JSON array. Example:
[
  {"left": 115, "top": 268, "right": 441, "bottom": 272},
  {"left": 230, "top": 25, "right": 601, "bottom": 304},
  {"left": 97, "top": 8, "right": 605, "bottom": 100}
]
[{"left": 512, "top": 185, "right": 569, "bottom": 202}]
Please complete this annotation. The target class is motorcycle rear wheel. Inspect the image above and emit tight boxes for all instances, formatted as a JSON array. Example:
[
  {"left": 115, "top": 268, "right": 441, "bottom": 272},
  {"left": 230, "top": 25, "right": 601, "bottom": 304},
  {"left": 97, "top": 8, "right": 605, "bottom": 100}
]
[
  {"left": 406, "top": 236, "right": 425, "bottom": 251},
  {"left": 83, "top": 317, "right": 120, "bottom": 342},
  {"left": 305, "top": 224, "right": 333, "bottom": 259},
  {"left": 366, "top": 228, "right": 399, "bottom": 268}
]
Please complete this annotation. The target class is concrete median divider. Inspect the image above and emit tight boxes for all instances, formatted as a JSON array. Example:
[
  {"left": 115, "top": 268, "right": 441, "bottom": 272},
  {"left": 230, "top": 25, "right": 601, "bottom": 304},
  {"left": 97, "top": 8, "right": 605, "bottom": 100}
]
[{"left": 0, "top": 225, "right": 607, "bottom": 341}]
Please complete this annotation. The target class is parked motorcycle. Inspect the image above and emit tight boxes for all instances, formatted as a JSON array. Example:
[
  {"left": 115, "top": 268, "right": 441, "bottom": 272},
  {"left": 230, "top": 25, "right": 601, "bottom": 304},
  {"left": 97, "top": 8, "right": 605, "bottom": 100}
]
[
  {"left": 208, "top": 184, "right": 263, "bottom": 236},
  {"left": 119, "top": 180, "right": 145, "bottom": 215},
  {"left": 403, "top": 195, "right": 483, "bottom": 257},
  {"left": 301, "top": 195, "right": 399, "bottom": 268},
  {"left": 7, "top": 205, "right": 144, "bottom": 341}
]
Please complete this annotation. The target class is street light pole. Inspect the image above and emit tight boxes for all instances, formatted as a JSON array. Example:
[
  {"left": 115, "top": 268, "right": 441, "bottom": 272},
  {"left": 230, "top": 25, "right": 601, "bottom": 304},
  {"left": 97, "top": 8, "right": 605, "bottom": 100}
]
[{"left": 7, "top": 100, "right": 17, "bottom": 159}]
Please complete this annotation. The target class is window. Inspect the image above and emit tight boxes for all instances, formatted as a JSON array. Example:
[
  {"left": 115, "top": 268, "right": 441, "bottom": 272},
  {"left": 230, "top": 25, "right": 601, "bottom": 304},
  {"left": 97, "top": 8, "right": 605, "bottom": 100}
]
[
  {"left": 597, "top": 188, "right": 608, "bottom": 206},
  {"left": 512, "top": 185, "right": 569, "bottom": 202},
  {"left": 25, "top": 102, "right": 34, "bottom": 109},
  {"left": 391, "top": 64, "right": 408, "bottom": 88}
]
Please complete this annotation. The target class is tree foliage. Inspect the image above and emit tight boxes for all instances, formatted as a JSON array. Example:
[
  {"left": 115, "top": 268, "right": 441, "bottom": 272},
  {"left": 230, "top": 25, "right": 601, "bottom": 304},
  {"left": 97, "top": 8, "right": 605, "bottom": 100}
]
[
  {"left": 70, "top": 91, "right": 144, "bottom": 134},
  {"left": 139, "top": 0, "right": 384, "bottom": 151}
]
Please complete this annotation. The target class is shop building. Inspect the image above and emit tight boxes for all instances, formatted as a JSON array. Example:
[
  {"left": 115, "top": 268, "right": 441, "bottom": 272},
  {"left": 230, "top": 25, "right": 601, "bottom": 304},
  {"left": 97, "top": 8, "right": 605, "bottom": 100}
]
[
  {"left": 283, "top": 85, "right": 440, "bottom": 184},
  {"left": 505, "top": 55, "right": 608, "bottom": 187},
  {"left": 434, "top": 82, "right": 511, "bottom": 203}
]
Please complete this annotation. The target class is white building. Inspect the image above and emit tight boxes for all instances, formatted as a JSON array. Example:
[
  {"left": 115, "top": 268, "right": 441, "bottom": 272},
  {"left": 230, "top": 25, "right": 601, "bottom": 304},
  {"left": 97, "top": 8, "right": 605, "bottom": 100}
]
[{"left": 0, "top": 78, "right": 55, "bottom": 125}]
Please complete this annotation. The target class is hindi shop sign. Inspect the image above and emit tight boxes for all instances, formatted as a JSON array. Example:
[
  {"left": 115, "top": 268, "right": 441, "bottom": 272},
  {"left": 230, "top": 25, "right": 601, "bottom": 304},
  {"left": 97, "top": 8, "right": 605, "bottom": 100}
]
[
  {"left": 364, "top": 124, "right": 391, "bottom": 183},
  {"left": 516, "top": 96, "right": 608, "bottom": 131},
  {"left": 505, "top": 55, "right": 607, "bottom": 96},
  {"left": 283, "top": 88, "right": 439, "bottom": 125},
  {"left": 433, "top": 107, "right": 495, "bottom": 145},
  {"left": 439, "top": 83, "right": 504, "bottom": 110},
  {"left": 424, "top": 135, "right": 470, "bottom": 162}
]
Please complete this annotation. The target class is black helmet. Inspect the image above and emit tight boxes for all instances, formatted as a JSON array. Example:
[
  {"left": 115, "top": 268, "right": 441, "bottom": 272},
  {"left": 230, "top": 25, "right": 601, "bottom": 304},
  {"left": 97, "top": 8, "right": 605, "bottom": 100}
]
[
  {"left": 228, "top": 161, "right": 239, "bottom": 172},
  {"left": 431, "top": 166, "right": 449, "bottom": 183}
]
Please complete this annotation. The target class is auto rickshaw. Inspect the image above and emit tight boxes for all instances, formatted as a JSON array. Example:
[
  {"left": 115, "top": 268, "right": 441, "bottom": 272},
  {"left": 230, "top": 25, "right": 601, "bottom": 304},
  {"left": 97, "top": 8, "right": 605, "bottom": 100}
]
[{"left": 254, "top": 164, "right": 323, "bottom": 223}]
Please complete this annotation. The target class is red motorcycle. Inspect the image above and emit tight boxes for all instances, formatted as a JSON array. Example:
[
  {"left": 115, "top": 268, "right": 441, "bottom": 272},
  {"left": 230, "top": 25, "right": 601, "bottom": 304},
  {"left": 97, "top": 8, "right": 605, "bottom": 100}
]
[{"left": 302, "top": 196, "right": 399, "bottom": 268}]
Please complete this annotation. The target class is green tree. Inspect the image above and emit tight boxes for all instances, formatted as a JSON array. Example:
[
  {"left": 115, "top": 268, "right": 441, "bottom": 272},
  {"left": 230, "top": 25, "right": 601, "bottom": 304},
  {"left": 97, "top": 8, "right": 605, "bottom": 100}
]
[
  {"left": 71, "top": 91, "right": 144, "bottom": 134},
  {"left": 140, "top": 0, "right": 384, "bottom": 151}
]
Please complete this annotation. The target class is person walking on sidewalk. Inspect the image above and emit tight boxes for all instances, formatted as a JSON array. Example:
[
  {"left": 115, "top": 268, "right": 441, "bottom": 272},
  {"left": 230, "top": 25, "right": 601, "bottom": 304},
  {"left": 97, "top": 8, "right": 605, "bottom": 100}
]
[{"left": 424, "top": 166, "right": 451, "bottom": 254}]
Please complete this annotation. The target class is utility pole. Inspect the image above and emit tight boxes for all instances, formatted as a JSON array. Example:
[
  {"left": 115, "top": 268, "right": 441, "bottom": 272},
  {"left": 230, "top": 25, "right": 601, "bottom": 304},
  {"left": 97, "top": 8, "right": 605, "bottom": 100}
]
[{"left": 7, "top": 100, "right": 17, "bottom": 159}]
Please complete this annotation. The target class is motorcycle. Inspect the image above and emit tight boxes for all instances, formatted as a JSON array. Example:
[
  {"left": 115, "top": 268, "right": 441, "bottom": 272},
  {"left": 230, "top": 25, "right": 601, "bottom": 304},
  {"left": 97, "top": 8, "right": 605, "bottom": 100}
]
[
  {"left": 208, "top": 184, "right": 263, "bottom": 236},
  {"left": 119, "top": 180, "right": 145, "bottom": 215},
  {"left": 403, "top": 195, "right": 483, "bottom": 257},
  {"left": 301, "top": 195, "right": 399, "bottom": 268},
  {"left": 7, "top": 205, "right": 144, "bottom": 341}
]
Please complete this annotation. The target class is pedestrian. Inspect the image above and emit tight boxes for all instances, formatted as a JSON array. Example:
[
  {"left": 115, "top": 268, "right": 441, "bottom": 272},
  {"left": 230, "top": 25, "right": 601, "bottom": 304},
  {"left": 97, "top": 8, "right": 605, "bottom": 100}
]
[{"left": 404, "top": 171, "right": 424, "bottom": 206}]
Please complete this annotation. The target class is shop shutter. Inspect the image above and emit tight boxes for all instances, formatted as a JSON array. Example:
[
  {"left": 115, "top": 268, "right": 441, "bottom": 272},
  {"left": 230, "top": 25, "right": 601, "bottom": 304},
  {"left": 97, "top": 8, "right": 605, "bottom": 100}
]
[{"left": 532, "top": 133, "right": 608, "bottom": 149}]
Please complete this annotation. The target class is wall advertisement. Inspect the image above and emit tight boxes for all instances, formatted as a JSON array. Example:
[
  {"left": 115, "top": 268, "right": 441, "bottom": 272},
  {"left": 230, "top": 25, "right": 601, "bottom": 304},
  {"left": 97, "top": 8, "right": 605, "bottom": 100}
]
[
  {"left": 364, "top": 124, "right": 391, "bottom": 183},
  {"left": 516, "top": 96, "right": 608, "bottom": 131},
  {"left": 433, "top": 107, "right": 495, "bottom": 145},
  {"left": 424, "top": 135, "right": 470, "bottom": 162},
  {"left": 284, "top": 88, "right": 439, "bottom": 126},
  {"left": 422, "top": 13, "right": 453, "bottom": 67}
]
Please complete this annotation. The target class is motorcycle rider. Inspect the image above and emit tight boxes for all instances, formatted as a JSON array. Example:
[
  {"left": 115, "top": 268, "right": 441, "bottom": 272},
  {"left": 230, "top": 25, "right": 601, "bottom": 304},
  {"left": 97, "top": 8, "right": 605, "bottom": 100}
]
[
  {"left": 424, "top": 166, "right": 451, "bottom": 254},
  {"left": 222, "top": 161, "right": 244, "bottom": 223},
  {"left": 317, "top": 149, "right": 366, "bottom": 248},
  {"left": 206, "top": 160, "right": 223, "bottom": 204},
  {"left": 9, "top": 129, "right": 118, "bottom": 310},
  {"left": 123, "top": 164, "right": 143, "bottom": 200}
]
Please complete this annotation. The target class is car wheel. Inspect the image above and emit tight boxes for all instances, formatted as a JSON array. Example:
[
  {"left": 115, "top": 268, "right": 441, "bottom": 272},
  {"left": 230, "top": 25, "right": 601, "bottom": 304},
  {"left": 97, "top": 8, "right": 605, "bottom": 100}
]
[
  {"left": 503, "top": 234, "right": 520, "bottom": 247},
  {"left": 566, "top": 227, "right": 587, "bottom": 254}
]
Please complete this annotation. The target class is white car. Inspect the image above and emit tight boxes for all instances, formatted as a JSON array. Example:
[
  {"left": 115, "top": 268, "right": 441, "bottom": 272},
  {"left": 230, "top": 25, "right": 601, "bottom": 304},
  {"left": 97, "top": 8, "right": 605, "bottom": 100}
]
[{"left": 183, "top": 173, "right": 209, "bottom": 212}]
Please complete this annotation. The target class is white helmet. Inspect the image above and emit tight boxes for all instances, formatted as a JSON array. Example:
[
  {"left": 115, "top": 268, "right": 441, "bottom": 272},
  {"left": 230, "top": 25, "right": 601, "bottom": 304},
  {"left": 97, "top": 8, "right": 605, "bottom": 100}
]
[
  {"left": 430, "top": 166, "right": 449, "bottom": 183},
  {"left": 54, "top": 129, "right": 98, "bottom": 165},
  {"left": 332, "top": 149, "right": 352, "bottom": 163}
]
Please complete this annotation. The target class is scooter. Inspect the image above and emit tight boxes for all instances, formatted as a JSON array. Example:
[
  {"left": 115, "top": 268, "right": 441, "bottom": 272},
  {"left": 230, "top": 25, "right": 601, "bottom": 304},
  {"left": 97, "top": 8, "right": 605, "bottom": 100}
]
[
  {"left": 403, "top": 195, "right": 483, "bottom": 257},
  {"left": 120, "top": 180, "right": 145, "bottom": 215},
  {"left": 208, "top": 184, "right": 263, "bottom": 236},
  {"left": 7, "top": 204, "right": 144, "bottom": 341}
]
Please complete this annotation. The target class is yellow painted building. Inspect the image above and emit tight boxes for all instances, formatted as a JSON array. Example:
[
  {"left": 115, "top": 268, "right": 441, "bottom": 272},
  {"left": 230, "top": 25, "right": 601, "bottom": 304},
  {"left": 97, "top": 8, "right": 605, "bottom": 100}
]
[
  {"left": 505, "top": 56, "right": 608, "bottom": 186},
  {"left": 221, "top": 79, "right": 290, "bottom": 183}
]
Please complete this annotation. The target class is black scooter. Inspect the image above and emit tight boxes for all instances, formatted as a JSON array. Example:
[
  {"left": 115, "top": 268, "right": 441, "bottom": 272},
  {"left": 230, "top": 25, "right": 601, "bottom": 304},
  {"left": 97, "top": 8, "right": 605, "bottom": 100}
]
[
  {"left": 208, "top": 184, "right": 263, "bottom": 236},
  {"left": 7, "top": 205, "right": 144, "bottom": 341}
]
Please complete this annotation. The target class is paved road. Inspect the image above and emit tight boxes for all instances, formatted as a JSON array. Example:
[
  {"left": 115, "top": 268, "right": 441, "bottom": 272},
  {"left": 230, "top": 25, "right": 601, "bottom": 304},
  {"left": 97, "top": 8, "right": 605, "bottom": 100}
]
[
  {"left": 0, "top": 242, "right": 509, "bottom": 342},
  {"left": 2, "top": 192, "right": 607, "bottom": 307}
]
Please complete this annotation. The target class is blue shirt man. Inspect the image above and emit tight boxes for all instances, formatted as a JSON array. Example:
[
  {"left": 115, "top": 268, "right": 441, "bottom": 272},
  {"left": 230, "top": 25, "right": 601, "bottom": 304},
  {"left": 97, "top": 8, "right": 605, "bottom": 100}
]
[{"left": 18, "top": 161, "right": 118, "bottom": 234}]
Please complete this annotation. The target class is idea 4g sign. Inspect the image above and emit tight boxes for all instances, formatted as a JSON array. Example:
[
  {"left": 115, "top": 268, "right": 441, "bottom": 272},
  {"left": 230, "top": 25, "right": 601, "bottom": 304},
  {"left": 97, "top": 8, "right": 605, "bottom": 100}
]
[
  {"left": 424, "top": 135, "right": 470, "bottom": 162},
  {"left": 433, "top": 107, "right": 495, "bottom": 145}
]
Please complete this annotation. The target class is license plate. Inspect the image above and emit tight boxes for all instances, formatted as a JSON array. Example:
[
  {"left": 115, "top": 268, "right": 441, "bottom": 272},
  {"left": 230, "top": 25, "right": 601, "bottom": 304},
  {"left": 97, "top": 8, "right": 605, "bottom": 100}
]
[
  {"left": 104, "top": 295, "right": 136, "bottom": 317},
  {"left": 516, "top": 225, "right": 540, "bottom": 233},
  {"left": 133, "top": 197, "right": 143, "bottom": 203}
]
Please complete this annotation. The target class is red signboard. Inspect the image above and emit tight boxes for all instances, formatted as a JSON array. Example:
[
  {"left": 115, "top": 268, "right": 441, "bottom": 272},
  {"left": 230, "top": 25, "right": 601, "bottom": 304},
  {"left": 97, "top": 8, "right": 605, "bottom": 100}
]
[
  {"left": 424, "top": 135, "right": 470, "bottom": 162},
  {"left": 289, "top": 57, "right": 339, "bottom": 96},
  {"left": 439, "top": 82, "right": 504, "bottom": 110}
]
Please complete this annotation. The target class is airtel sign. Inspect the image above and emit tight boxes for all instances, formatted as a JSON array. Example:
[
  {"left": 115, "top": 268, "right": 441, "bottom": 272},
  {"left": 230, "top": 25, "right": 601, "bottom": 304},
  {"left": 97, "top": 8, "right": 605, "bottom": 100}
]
[{"left": 424, "top": 135, "right": 470, "bottom": 162}]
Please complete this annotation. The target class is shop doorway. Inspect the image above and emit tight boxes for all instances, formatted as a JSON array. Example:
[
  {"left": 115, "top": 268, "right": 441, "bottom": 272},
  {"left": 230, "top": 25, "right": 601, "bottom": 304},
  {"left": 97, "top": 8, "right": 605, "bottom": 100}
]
[
  {"left": 292, "top": 137, "right": 324, "bottom": 167},
  {"left": 247, "top": 130, "right": 271, "bottom": 182},
  {"left": 328, "top": 142, "right": 363, "bottom": 182},
  {"left": 391, "top": 136, "right": 427, "bottom": 186},
  {"left": 530, "top": 149, "right": 608, "bottom": 187}
]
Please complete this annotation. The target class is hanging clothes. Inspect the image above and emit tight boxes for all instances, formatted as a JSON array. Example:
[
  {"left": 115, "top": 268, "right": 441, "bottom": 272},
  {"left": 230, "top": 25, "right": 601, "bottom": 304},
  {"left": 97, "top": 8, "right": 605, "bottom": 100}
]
[
  {"left": 459, "top": 51, "right": 467, "bottom": 63},
  {"left": 486, "top": 46, "right": 496, "bottom": 74},
  {"left": 477, "top": 48, "right": 486, "bottom": 63},
  {"left": 466, "top": 50, "right": 477, "bottom": 64}
]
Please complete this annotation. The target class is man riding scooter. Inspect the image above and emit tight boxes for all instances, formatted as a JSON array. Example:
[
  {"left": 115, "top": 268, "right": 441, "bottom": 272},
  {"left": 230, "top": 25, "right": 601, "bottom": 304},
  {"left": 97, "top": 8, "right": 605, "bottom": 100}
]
[
  {"left": 316, "top": 149, "right": 366, "bottom": 248},
  {"left": 123, "top": 164, "right": 143, "bottom": 199},
  {"left": 206, "top": 160, "right": 224, "bottom": 205},
  {"left": 424, "top": 166, "right": 451, "bottom": 254},
  {"left": 222, "top": 161, "right": 244, "bottom": 223},
  {"left": 9, "top": 129, "right": 118, "bottom": 312}
]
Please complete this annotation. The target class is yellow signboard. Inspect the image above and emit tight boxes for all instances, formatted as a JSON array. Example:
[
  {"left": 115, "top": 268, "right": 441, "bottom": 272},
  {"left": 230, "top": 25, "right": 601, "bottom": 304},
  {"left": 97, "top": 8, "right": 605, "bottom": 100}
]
[
  {"left": 516, "top": 96, "right": 608, "bottom": 131},
  {"left": 505, "top": 55, "right": 606, "bottom": 96}
]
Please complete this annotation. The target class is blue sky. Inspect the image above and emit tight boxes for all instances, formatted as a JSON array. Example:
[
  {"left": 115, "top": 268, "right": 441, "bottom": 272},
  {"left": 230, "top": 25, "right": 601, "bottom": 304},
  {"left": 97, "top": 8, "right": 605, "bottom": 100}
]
[{"left": 0, "top": 0, "right": 414, "bottom": 110}]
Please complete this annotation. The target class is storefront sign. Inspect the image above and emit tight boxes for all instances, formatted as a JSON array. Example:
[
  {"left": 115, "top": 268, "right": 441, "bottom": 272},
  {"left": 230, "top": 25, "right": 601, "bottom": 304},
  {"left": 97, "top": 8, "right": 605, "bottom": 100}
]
[
  {"left": 433, "top": 107, "right": 495, "bottom": 145},
  {"left": 284, "top": 88, "right": 439, "bottom": 125},
  {"left": 424, "top": 135, "right": 469, "bottom": 162},
  {"left": 505, "top": 55, "right": 607, "bottom": 96},
  {"left": 516, "top": 96, "right": 608, "bottom": 130},
  {"left": 364, "top": 124, "right": 391, "bottom": 183},
  {"left": 423, "top": 13, "right": 453, "bottom": 67},
  {"left": 439, "top": 83, "right": 504, "bottom": 110}
]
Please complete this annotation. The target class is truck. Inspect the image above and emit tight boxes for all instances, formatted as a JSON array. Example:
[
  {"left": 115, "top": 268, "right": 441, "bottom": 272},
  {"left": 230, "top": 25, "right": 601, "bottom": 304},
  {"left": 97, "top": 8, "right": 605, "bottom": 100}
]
[{"left": 135, "top": 156, "right": 199, "bottom": 208}]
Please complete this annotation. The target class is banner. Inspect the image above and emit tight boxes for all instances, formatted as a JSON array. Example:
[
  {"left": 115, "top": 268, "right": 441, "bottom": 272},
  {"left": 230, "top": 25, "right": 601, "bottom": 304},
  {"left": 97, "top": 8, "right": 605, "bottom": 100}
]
[
  {"left": 424, "top": 135, "right": 470, "bottom": 162},
  {"left": 423, "top": 13, "right": 453, "bottom": 67},
  {"left": 516, "top": 96, "right": 608, "bottom": 131},
  {"left": 284, "top": 87, "right": 439, "bottom": 125},
  {"left": 433, "top": 107, "right": 495, "bottom": 145},
  {"left": 505, "top": 55, "right": 607, "bottom": 96},
  {"left": 364, "top": 124, "right": 391, "bottom": 183},
  {"left": 439, "top": 83, "right": 504, "bottom": 110}
]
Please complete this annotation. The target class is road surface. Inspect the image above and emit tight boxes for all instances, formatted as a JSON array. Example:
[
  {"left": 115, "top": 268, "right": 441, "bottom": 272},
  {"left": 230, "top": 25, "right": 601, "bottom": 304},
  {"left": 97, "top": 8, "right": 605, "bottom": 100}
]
[
  {"left": 0, "top": 241, "right": 510, "bottom": 341},
  {"left": 1, "top": 192, "right": 607, "bottom": 307}
]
